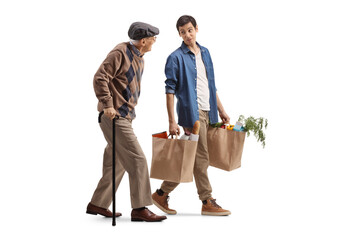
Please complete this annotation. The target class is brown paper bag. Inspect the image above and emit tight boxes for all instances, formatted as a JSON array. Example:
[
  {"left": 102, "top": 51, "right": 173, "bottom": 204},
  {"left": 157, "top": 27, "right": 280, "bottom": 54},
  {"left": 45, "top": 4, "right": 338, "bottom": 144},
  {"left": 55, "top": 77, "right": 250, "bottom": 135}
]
[
  {"left": 150, "top": 135, "right": 198, "bottom": 183},
  {"left": 207, "top": 127, "right": 245, "bottom": 171}
]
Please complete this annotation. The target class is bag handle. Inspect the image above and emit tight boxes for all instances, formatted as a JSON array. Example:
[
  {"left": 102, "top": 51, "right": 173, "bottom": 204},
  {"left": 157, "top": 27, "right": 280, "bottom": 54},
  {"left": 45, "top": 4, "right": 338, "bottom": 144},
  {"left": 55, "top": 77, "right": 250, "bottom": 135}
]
[{"left": 168, "top": 133, "right": 179, "bottom": 139}]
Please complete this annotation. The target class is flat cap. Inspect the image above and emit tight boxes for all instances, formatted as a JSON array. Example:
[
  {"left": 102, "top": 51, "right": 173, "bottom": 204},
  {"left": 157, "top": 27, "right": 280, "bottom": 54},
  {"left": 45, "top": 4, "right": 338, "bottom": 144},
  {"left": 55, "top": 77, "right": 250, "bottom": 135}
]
[{"left": 128, "top": 22, "right": 159, "bottom": 40}]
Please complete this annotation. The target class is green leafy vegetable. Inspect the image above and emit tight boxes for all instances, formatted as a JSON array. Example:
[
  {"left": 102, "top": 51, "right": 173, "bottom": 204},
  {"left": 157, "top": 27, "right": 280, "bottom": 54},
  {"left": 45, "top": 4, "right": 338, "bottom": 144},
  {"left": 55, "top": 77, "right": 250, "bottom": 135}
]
[
  {"left": 210, "top": 122, "right": 224, "bottom": 128},
  {"left": 238, "top": 115, "right": 268, "bottom": 148}
]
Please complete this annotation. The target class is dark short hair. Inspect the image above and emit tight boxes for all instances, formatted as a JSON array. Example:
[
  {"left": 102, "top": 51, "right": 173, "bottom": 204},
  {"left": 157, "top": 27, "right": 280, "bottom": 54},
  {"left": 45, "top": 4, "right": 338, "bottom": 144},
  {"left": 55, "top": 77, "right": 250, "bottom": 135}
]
[{"left": 176, "top": 15, "right": 197, "bottom": 32}]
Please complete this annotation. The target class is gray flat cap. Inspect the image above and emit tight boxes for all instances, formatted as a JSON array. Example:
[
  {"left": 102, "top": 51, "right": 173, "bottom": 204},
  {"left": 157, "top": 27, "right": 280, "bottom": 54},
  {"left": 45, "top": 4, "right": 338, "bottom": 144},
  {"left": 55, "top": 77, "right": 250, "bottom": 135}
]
[{"left": 128, "top": 22, "right": 159, "bottom": 40}]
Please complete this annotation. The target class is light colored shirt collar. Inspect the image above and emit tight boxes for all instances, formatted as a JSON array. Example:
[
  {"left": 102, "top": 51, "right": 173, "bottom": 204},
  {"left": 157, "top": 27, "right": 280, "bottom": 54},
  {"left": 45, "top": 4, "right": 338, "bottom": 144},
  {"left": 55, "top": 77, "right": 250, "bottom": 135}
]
[{"left": 129, "top": 41, "right": 142, "bottom": 57}]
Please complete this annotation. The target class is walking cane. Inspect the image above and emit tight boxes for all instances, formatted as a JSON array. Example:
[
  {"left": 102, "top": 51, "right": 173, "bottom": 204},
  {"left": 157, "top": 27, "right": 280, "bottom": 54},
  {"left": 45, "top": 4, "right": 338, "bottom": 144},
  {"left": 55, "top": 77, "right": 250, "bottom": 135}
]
[{"left": 112, "top": 115, "right": 119, "bottom": 226}]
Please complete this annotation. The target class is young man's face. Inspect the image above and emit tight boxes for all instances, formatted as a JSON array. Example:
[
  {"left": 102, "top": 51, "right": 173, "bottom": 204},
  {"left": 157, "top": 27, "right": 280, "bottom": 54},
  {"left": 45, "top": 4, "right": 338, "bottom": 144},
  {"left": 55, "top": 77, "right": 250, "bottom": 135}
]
[{"left": 178, "top": 22, "right": 198, "bottom": 46}]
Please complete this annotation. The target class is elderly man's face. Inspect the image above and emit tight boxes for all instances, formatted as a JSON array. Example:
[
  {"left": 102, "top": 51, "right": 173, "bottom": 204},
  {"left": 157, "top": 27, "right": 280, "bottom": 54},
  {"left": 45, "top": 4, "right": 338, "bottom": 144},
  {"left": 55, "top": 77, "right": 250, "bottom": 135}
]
[{"left": 143, "top": 36, "right": 157, "bottom": 53}]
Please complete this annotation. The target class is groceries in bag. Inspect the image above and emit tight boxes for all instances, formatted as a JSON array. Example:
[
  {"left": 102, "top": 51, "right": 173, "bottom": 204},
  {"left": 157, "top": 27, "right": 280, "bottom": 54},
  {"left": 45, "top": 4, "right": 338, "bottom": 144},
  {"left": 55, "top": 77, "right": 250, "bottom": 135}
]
[
  {"left": 179, "top": 120, "right": 200, "bottom": 142},
  {"left": 210, "top": 115, "right": 268, "bottom": 148},
  {"left": 152, "top": 131, "right": 168, "bottom": 139}
]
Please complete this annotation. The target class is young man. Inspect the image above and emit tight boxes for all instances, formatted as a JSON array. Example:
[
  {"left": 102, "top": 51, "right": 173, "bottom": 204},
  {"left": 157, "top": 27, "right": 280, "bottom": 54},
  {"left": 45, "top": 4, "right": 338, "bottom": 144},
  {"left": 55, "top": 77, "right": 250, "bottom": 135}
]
[
  {"left": 152, "top": 15, "right": 231, "bottom": 216},
  {"left": 87, "top": 22, "right": 166, "bottom": 222}
]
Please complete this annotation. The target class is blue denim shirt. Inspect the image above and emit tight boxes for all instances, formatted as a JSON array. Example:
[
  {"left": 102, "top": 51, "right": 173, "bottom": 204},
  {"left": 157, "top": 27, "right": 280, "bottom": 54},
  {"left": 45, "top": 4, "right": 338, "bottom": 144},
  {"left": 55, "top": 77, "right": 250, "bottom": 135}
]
[{"left": 165, "top": 42, "right": 218, "bottom": 128}]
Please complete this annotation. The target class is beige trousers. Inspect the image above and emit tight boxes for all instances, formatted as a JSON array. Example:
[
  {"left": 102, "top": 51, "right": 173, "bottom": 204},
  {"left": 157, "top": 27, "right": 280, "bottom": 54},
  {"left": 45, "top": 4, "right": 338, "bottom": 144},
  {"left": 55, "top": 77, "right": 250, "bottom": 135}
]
[
  {"left": 90, "top": 115, "right": 153, "bottom": 209},
  {"left": 161, "top": 110, "right": 213, "bottom": 201}
]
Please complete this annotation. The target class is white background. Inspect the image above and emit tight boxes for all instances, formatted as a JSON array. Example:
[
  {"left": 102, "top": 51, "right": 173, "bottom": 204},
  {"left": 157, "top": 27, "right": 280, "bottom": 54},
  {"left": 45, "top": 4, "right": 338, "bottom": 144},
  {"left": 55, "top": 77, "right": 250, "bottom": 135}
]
[{"left": 1, "top": 0, "right": 359, "bottom": 239}]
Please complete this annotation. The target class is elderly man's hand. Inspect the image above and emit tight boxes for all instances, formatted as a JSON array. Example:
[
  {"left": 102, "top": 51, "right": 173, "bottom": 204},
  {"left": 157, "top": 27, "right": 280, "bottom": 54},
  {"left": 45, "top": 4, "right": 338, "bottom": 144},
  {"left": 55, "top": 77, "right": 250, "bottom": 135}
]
[{"left": 104, "top": 107, "right": 119, "bottom": 120}]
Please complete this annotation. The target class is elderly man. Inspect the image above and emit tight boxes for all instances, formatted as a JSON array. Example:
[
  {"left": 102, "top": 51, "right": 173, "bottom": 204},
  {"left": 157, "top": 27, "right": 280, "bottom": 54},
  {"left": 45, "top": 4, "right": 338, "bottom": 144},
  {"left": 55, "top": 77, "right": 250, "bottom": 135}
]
[{"left": 87, "top": 22, "right": 166, "bottom": 222}]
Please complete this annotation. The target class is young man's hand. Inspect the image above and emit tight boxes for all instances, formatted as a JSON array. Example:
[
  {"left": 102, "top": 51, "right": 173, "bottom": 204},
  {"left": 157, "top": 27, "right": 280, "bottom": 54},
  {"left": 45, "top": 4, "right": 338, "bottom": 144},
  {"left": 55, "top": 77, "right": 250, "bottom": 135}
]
[
  {"left": 169, "top": 121, "right": 181, "bottom": 136},
  {"left": 216, "top": 92, "right": 230, "bottom": 124},
  {"left": 104, "top": 107, "right": 119, "bottom": 120},
  {"left": 219, "top": 111, "right": 230, "bottom": 124}
]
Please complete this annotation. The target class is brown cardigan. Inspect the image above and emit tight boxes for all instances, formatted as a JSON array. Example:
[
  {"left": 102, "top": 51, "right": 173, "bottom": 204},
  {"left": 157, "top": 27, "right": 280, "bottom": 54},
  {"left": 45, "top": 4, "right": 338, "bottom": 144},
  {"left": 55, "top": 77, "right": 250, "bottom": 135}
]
[{"left": 93, "top": 42, "right": 144, "bottom": 120}]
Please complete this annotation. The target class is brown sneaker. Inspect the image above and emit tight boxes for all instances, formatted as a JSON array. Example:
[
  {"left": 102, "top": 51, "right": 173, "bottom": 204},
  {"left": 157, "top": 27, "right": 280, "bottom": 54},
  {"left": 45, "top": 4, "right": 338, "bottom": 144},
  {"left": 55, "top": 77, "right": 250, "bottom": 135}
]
[
  {"left": 201, "top": 198, "right": 231, "bottom": 216},
  {"left": 152, "top": 189, "right": 177, "bottom": 215}
]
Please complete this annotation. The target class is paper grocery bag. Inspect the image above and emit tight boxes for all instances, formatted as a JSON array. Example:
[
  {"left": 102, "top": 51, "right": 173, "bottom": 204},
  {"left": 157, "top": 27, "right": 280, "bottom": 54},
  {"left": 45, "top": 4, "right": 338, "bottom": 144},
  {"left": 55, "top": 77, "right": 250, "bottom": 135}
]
[
  {"left": 207, "top": 127, "right": 245, "bottom": 171},
  {"left": 150, "top": 135, "right": 198, "bottom": 183}
]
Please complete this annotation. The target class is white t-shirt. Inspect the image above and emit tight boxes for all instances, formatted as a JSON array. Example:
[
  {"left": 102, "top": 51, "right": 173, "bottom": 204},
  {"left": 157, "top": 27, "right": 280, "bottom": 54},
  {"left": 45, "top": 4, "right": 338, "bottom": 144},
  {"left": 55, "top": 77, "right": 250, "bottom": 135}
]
[{"left": 195, "top": 51, "right": 210, "bottom": 111}]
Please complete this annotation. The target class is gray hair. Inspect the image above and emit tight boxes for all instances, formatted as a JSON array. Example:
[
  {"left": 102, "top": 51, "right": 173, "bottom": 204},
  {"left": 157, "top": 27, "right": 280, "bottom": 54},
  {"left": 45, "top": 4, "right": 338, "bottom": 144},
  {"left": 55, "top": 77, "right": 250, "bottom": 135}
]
[{"left": 130, "top": 39, "right": 140, "bottom": 45}]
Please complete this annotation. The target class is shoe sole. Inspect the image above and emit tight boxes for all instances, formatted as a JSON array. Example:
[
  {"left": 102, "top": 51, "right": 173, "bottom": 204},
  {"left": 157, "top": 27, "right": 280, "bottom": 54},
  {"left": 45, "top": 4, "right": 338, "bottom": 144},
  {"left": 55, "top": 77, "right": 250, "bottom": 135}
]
[
  {"left": 201, "top": 211, "right": 231, "bottom": 216},
  {"left": 86, "top": 210, "right": 98, "bottom": 215},
  {"left": 86, "top": 210, "right": 121, "bottom": 218},
  {"left": 131, "top": 218, "right": 165, "bottom": 222},
  {"left": 152, "top": 199, "right": 177, "bottom": 215}
]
